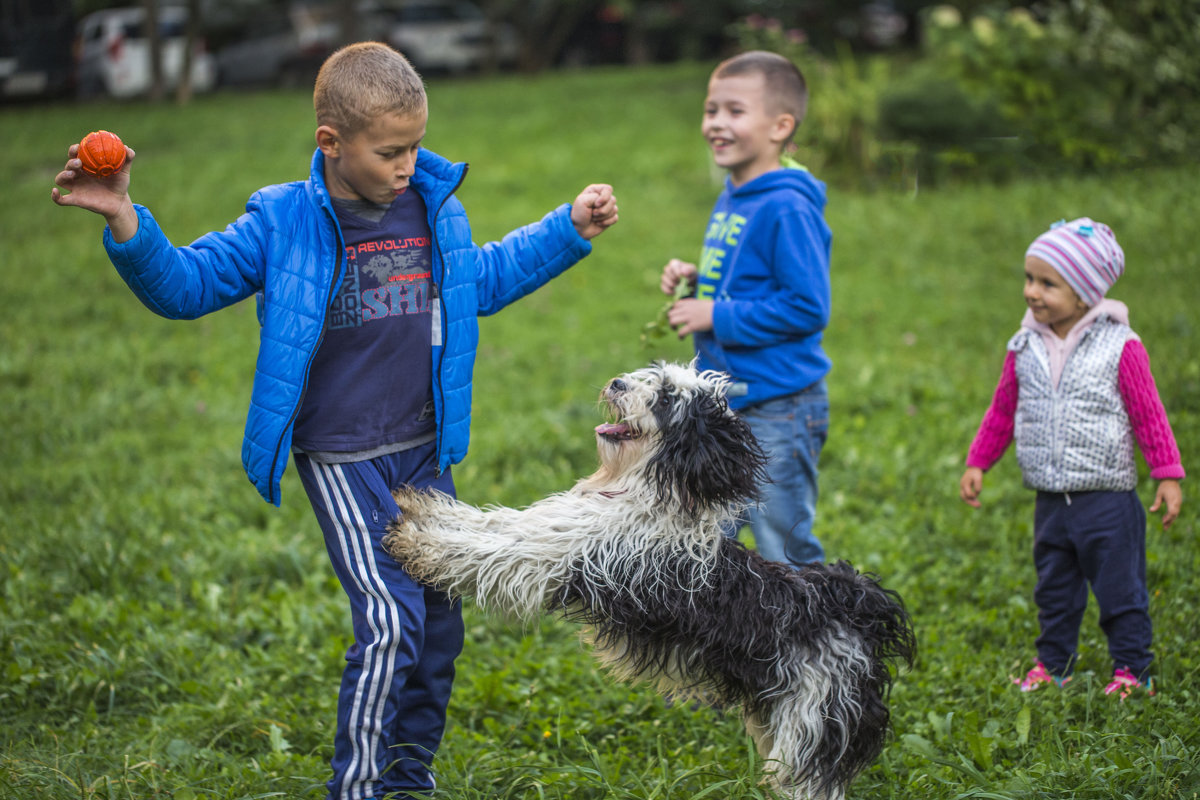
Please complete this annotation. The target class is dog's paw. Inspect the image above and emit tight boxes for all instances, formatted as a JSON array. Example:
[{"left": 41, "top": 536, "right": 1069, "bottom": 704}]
[
  {"left": 383, "top": 486, "right": 440, "bottom": 560},
  {"left": 391, "top": 484, "right": 438, "bottom": 519},
  {"left": 382, "top": 512, "right": 420, "bottom": 562},
  {"left": 381, "top": 521, "right": 409, "bottom": 561}
]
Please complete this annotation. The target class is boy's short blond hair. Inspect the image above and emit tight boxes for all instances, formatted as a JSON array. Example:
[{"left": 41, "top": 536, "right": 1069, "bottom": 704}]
[
  {"left": 314, "top": 42, "right": 427, "bottom": 137},
  {"left": 714, "top": 50, "right": 808, "bottom": 145}
]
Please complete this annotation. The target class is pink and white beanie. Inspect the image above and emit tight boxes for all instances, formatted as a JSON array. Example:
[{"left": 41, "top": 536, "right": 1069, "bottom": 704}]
[{"left": 1025, "top": 217, "right": 1125, "bottom": 307}]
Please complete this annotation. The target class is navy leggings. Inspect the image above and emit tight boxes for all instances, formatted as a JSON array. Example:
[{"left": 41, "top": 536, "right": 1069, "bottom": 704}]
[
  {"left": 1032, "top": 490, "right": 1152, "bottom": 679},
  {"left": 296, "top": 445, "right": 464, "bottom": 800}
]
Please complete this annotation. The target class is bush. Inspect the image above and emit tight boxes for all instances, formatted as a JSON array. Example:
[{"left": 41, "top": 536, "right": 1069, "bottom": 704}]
[
  {"left": 727, "top": 15, "right": 900, "bottom": 186},
  {"left": 728, "top": 2, "right": 1199, "bottom": 184},
  {"left": 876, "top": 67, "right": 1019, "bottom": 182},
  {"left": 919, "top": 1, "right": 1200, "bottom": 169}
]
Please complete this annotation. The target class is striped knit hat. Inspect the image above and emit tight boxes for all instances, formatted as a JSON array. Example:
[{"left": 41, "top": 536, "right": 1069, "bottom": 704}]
[{"left": 1025, "top": 217, "right": 1125, "bottom": 307}]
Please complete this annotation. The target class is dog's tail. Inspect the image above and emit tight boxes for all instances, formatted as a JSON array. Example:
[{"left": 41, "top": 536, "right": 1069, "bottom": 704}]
[
  {"left": 822, "top": 560, "right": 917, "bottom": 672},
  {"left": 803, "top": 560, "right": 916, "bottom": 795}
]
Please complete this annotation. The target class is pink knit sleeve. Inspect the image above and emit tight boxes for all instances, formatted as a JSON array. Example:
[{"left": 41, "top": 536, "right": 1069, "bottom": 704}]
[
  {"left": 1119, "top": 339, "right": 1185, "bottom": 480},
  {"left": 966, "top": 352, "right": 1018, "bottom": 471}
]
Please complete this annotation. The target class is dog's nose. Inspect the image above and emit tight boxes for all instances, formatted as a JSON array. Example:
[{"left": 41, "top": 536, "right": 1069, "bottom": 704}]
[{"left": 609, "top": 378, "right": 627, "bottom": 392}]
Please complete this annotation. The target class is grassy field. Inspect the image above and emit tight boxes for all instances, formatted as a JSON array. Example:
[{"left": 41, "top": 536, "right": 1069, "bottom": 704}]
[{"left": 3, "top": 63, "right": 1199, "bottom": 799}]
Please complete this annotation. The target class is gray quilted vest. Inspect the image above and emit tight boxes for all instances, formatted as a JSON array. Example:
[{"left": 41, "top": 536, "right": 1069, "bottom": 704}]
[{"left": 1009, "top": 317, "right": 1139, "bottom": 492}]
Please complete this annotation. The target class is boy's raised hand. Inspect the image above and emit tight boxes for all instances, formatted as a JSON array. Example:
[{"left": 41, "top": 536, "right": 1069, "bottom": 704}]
[
  {"left": 51, "top": 142, "right": 139, "bottom": 241},
  {"left": 571, "top": 183, "right": 618, "bottom": 240}
]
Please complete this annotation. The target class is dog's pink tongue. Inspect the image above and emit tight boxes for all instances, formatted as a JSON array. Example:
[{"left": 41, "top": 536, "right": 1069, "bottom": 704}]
[{"left": 595, "top": 422, "right": 630, "bottom": 438}]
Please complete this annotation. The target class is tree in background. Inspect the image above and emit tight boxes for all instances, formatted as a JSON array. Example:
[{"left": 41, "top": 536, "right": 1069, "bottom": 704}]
[
  {"left": 474, "top": 0, "right": 599, "bottom": 71},
  {"left": 175, "top": 0, "right": 200, "bottom": 104},
  {"left": 141, "top": 0, "right": 163, "bottom": 100}
]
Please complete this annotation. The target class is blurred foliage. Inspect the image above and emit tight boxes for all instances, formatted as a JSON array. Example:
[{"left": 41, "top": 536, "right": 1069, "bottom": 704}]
[
  {"left": 916, "top": 1, "right": 1200, "bottom": 169},
  {"left": 728, "top": 16, "right": 901, "bottom": 186},
  {"left": 728, "top": 1, "right": 1200, "bottom": 186}
]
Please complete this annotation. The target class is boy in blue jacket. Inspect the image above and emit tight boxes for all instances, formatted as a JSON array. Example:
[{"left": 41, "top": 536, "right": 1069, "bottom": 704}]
[
  {"left": 659, "top": 50, "right": 831, "bottom": 569},
  {"left": 53, "top": 42, "right": 617, "bottom": 800}
]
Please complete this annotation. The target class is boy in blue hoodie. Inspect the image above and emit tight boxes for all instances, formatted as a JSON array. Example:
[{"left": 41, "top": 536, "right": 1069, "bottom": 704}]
[
  {"left": 660, "top": 50, "right": 831, "bottom": 569},
  {"left": 53, "top": 42, "right": 617, "bottom": 800}
]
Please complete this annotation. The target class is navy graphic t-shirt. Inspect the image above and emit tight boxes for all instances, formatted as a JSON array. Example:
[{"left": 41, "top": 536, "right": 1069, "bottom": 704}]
[{"left": 291, "top": 188, "right": 436, "bottom": 455}]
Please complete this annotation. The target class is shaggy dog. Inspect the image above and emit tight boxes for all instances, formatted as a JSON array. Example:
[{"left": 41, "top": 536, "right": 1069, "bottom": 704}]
[{"left": 383, "top": 362, "right": 915, "bottom": 800}]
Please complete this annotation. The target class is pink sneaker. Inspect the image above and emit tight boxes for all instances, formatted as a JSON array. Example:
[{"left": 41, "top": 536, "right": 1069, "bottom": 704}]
[
  {"left": 1013, "top": 661, "right": 1071, "bottom": 692},
  {"left": 1104, "top": 668, "right": 1154, "bottom": 701}
]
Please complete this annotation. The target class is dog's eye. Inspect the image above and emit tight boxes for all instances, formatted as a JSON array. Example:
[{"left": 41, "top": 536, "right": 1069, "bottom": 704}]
[{"left": 656, "top": 393, "right": 671, "bottom": 407}]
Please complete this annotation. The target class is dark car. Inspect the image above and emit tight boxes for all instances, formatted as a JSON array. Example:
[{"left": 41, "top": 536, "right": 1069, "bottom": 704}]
[
  {"left": 215, "top": 3, "right": 341, "bottom": 88},
  {"left": 374, "top": 0, "right": 517, "bottom": 74},
  {"left": 0, "top": 0, "right": 74, "bottom": 101}
]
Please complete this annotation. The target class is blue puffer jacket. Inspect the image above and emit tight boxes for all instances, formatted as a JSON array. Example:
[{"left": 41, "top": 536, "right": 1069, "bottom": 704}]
[{"left": 103, "top": 147, "right": 591, "bottom": 505}]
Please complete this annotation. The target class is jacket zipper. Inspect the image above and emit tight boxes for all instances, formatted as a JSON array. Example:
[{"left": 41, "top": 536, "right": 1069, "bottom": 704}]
[
  {"left": 1042, "top": 325, "right": 1093, "bottom": 491},
  {"left": 430, "top": 163, "right": 468, "bottom": 475},
  {"left": 267, "top": 205, "right": 345, "bottom": 504}
]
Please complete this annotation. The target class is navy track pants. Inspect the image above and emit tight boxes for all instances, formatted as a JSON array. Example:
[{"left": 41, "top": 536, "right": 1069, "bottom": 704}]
[{"left": 296, "top": 445, "right": 464, "bottom": 800}]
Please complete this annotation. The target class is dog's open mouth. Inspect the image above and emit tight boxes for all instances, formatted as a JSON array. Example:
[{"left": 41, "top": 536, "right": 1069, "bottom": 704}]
[{"left": 595, "top": 422, "right": 637, "bottom": 441}]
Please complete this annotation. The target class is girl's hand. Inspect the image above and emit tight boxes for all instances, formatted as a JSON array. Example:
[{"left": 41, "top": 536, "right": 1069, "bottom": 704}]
[
  {"left": 960, "top": 467, "right": 984, "bottom": 508},
  {"left": 1150, "top": 479, "right": 1182, "bottom": 528},
  {"left": 51, "top": 141, "right": 139, "bottom": 241},
  {"left": 570, "top": 183, "right": 618, "bottom": 240}
]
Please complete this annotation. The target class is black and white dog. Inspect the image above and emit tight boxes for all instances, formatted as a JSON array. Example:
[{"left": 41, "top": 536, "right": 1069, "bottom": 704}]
[{"left": 384, "top": 362, "right": 915, "bottom": 799}]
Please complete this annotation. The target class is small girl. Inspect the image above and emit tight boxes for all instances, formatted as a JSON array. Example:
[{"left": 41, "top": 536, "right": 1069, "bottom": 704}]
[{"left": 959, "top": 217, "right": 1183, "bottom": 700}]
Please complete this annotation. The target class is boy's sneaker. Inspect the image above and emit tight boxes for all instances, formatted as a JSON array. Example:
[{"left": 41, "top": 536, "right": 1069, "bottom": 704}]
[
  {"left": 1104, "top": 667, "right": 1155, "bottom": 701},
  {"left": 1013, "top": 661, "right": 1071, "bottom": 692}
]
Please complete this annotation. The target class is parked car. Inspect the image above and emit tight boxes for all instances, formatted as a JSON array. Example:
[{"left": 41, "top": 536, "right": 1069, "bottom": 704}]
[
  {"left": 75, "top": 6, "right": 216, "bottom": 99},
  {"left": 0, "top": 0, "right": 75, "bottom": 101},
  {"left": 374, "top": 0, "right": 518, "bottom": 74},
  {"left": 215, "top": 3, "right": 339, "bottom": 88}
]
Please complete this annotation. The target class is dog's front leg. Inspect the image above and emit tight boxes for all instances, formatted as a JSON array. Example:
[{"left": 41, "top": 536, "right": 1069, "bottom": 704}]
[
  {"left": 383, "top": 486, "right": 507, "bottom": 594},
  {"left": 384, "top": 486, "right": 569, "bottom": 619}
]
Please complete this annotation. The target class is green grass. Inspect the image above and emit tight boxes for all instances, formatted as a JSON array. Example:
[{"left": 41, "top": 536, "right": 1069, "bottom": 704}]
[{"left": 3, "top": 63, "right": 1199, "bottom": 799}]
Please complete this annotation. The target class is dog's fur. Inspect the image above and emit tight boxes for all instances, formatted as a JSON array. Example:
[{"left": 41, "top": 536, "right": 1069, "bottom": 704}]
[{"left": 383, "top": 362, "right": 915, "bottom": 799}]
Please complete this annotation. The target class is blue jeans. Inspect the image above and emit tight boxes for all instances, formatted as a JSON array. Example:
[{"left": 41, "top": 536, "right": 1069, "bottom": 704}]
[{"left": 738, "top": 382, "right": 828, "bottom": 567}]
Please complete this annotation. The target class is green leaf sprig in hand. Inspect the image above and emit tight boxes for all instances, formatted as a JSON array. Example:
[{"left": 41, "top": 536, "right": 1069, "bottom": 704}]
[{"left": 640, "top": 278, "right": 695, "bottom": 348}]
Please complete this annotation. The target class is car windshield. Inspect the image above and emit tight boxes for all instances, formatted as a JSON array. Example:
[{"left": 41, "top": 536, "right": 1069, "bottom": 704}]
[{"left": 120, "top": 18, "right": 186, "bottom": 39}]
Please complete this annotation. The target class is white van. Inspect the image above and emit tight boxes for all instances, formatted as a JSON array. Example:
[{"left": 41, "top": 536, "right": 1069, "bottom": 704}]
[{"left": 76, "top": 6, "right": 216, "bottom": 98}]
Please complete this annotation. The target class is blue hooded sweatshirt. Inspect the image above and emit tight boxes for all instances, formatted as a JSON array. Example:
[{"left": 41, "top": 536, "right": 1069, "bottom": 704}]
[{"left": 691, "top": 165, "right": 831, "bottom": 409}]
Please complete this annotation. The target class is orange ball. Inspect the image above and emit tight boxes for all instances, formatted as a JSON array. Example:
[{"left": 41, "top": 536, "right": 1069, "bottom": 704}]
[{"left": 78, "top": 130, "right": 127, "bottom": 177}]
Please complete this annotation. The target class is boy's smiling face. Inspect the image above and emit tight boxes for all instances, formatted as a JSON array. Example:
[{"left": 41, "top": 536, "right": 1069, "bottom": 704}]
[
  {"left": 318, "top": 109, "right": 428, "bottom": 205},
  {"left": 702, "top": 71, "right": 793, "bottom": 187}
]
